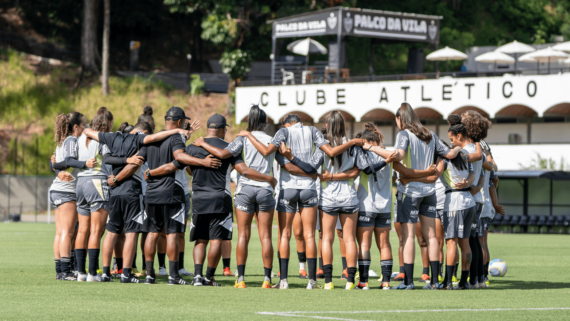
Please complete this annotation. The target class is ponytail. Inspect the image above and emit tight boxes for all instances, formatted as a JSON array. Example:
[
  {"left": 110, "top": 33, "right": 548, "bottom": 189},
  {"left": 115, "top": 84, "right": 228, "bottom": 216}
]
[{"left": 54, "top": 112, "right": 84, "bottom": 146}]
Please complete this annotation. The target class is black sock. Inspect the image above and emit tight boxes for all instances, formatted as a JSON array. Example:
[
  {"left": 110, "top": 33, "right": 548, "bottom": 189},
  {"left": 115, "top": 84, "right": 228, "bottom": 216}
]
[
  {"left": 264, "top": 267, "right": 272, "bottom": 279},
  {"left": 158, "top": 253, "right": 166, "bottom": 268},
  {"left": 70, "top": 250, "right": 76, "bottom": 271},
  {"left": 169, "top": 261, "right": 179, "bottom": 278},
  {"left": 323, "top": 264, "right": 333, "bottom": 283},
  {"left": 103, "top": 266, "right": 111, "bottom": 276},
  {"left": 430, "top": 261, "right": 439, "bottom": 285},
  {"left": 88, "top": 249, "right": 100, "bottom": 276},
  {"left": 133, "top": 253, "right": 137, "bottom": 269},
  {"left": 381, "top": 259, "right": 393, "bottom": 283},
  {"left": 223, "top": 258, "right": 231, "bottom": 269},
  {"left": 445, "top": 265, "right": 455, "bottom": 286},
  {"left": 399, "top": 265, "right": 405, "bottom": 274},
  {"left": 179, "top": 252, "right": 185, "bottom": 270},
  {"left": 205, "top": 266, "right": 216, "bottom": 279},
  {"left": 469, "top": 236, "right": 479, "bottom": 285},
  {"left": 146, "top": 261, "right": 155, "bottom": 276},
  {"left": 341, "top": 257, "right": 347, "bottom": 270},
  {"left": 142, "top": 254, "right": 146, "bottom": 271},
  {"left": 459, "top": 270, "right": 469, "bottom": 286},
  {"left": 484, "top": 262, "right": 489, "bottom": 277},
  {"left": 357, "top": 260, "right": 370, "bottom": 283},
  {"left": 237, "top": 264, "right": 245, "bottom": 282},
  {"left": 279, "top": 258, "right": 289, "bottom": 280},
  {"left": 307, "top": 258, "right": 317, "bottom": 281},
  {"left": 297, "top": 251, "right": 307, "bottom": 263},
  {"left": 318, "top": 257, "right": 323, "bottom": 269},
  {"left": 422, "top": 266, "right": 429, "bottom": 275},
  {"left": 347, "top": 267, "right": 357, "bottom": 283},
  {"left": 194, "top": 264, "right": 203, "bottom": 277},
  {"left": 61, "top": 257, "right": 71, "bottom": 274},
  {"left": 123, "top": 267, "right": 131, "bottom": 277},
  {"left": 404, "top": 263, "right": 414, "bottom": 285},
  {"left": 75, "top": 249, "right": 86, "bottom": 274},
  {"left": 439, "top": 262, "right": 444, "bottom": 277},
  {"left": 476, "top": 238, "right": 484, "bottom": 281},
  {"left": 454, "top": 263, "right": 459, "bottom": 278},
  {"left": 277, "top": 251, "right": 281, "bottom": 274},
  {"left": 55, "top": 258, "right": 61, "bottom": 274},
  {"left": 116, "top": 257, "right": 123, "bottom": 271}
]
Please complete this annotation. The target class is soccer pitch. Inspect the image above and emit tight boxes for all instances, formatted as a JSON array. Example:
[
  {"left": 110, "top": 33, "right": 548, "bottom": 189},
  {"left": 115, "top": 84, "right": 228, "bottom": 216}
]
[{"left": 0, "top": 223, "right": 569, "bottom": 320}]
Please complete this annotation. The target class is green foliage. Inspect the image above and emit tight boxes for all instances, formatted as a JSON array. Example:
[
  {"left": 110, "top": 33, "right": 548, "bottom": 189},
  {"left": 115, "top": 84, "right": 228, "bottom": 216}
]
[
  {"left": 519, "top": 153, "right": 570, "bottom": 171},
  {"left": 190, "top": 74, "right": 205, "bottom": 96},
  {"left": 201, "top": 14, "right": 238, "bottom": 45},
  {"left": 219, "top": 49, "right": 252, "bottom": 81}
]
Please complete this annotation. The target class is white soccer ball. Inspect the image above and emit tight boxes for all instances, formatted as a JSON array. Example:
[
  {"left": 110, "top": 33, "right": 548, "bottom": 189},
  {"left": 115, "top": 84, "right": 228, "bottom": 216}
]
[{"left": 489, "top": 258, "right": 507, "bottom": 277}]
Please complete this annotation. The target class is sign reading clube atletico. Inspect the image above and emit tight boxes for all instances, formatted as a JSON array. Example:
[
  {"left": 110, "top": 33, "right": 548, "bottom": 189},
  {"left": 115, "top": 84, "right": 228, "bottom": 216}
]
[{"left": 272, "top": 7, "right": 440, "bottom": 44}]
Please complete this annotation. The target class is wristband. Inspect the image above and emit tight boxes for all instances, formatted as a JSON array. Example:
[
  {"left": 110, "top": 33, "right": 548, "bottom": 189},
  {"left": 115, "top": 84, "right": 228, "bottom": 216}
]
[{"left": 112, "top": 177, "right": 117, "bottom": 183}]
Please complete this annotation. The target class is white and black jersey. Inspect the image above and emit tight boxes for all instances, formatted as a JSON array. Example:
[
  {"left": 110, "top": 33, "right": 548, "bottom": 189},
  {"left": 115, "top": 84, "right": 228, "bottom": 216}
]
[
  {"left": 144, "top": 133, "right": 186, "bottom": 204},
  {"left": 50, "top": 135, "right": 81, "bottom": 193}
]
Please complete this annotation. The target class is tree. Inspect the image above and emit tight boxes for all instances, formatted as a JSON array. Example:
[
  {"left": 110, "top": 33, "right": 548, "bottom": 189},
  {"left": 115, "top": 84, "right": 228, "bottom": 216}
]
[
  {"left": 81, "top": 0, "right": 100, "bottom": 75},
  {"left": 102, "top": 0, "right": 110, "bottom": 96}
]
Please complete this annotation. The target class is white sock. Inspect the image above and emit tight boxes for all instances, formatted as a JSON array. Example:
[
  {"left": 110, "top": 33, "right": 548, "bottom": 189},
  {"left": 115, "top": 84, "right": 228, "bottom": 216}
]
[{"left": 299, "top": 262, "right": 306, "bottom": 270}]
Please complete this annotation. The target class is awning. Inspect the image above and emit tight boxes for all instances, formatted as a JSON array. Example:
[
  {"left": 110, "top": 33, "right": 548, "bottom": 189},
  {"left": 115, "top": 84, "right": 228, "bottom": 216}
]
[{"left": 496, "top": 170, "right": 570, "bottom": 180}]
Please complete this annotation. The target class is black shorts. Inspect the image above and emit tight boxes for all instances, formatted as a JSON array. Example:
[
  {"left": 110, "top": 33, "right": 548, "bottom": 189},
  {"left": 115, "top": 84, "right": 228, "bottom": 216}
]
[
  {"left": 396, "top": 193, "right": 437, "bottom": 224},
  {"left": 144, "top": 203, "right": 186, "bottom": 234},
  {"left": 106, "top": 194, "right": 144, "bottom": 234},
  {"left": 357, "top": 212, "right": 391, "bottom": 228},
  {"left": 189, "top": 213, "right": 233, "bottom": 242}
]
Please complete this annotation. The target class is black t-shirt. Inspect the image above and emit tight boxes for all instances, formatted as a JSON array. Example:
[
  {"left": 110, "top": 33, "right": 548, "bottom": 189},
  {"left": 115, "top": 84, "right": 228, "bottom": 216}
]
[
  {"left": 145, "top": 133, "right": 186, "bottom": 204},
  {"left": 98, "top": 132, "right": 147, "bottom": 196},
  {"left": 186, "top": 137, "right": 243, "bottom": 215}
]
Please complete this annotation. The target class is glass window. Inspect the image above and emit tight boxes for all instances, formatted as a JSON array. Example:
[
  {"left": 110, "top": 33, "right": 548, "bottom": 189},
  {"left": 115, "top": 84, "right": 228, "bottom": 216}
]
[
  {"left": 498, "top": 179, "right": 524, "bottom": 205},
  {"left": 503, "top": 205, "right": 523, "bottom": 216},
  {"left": 528, "top": 178, "right": 550, "bottom": 205},
  {"left": 553, "top": 181, "right": 570, "bottom": 206}
]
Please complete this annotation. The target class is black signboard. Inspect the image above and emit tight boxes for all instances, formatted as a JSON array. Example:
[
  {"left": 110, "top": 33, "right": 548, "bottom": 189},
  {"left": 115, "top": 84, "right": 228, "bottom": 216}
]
[{"left": 273, "top": 11, "right": 339, "bottom": 38}]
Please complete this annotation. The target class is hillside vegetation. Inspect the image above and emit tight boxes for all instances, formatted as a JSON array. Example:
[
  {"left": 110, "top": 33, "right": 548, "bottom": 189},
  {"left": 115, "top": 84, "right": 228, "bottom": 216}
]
[{"left": 0, "top": 49, "right": 244, "bottom": 176}]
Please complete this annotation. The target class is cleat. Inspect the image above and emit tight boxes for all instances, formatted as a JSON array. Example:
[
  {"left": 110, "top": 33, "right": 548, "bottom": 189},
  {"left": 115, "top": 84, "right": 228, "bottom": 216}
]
[
  {"left": 279, "top": 279, "right": 289, "bottom": 289},
  {"left": 452, "top": 276, "right": 458, "bottom": 285},
  {"left": 132, "top": 268, "right": 139, "bottom": 275},
  {"left": 479, "top": 277, "right": 487, "bottom": 288},
  {"left": 381, "top": 282, "right": 391, "bottom": 290},
  {"left": 392, "top": 273, "right": 405, "bottom": 281},
  {"left": 120, "top": 274, "right": 140, "bottom": 283},
  {"left": 299, "top": 269, "right": 308, "bottom": 279},
  {"left": 394, "top": 282, "right": 408, "bottom": 290},
  {"left": 86, "top": 274, "right": 102, "bottom": 282},
  {"left": 77, "top": 273, "right": 87, "bottom": 282},
  {"left": 234, "top": 280, "right": 246, "bottom": 288},
  {"left": 420, "top": 273, "right": 430, "bottom": 283},
  {"left": 405, "top": 283, "right": 415, "bottom": 290},
  {"left": 234, "top": 270, "right": 238, "bottom": 277},
  {"left": 61, "top": 272, "right": 77, "bottom": 281},
  {"left": 306, "top": 279, "right": 320, "bottom": 289},
  {"left": 438, "top": 275, "right": 444, "bottom": 283},
  {"left": 192, "top": 275, "right": 203, "bottom": 286},
  {"left": 377, "top": 275, "right": 383, "bottom": 282},
  {"left": 111, "top": 268, "right": 122, "bottom": 278},
  {"left": 97, "top": 269, "right": 103, "bottom": 275},
  {"left": 453, "top": 283, "right": 470, "bottom": 290},
  {"left": 203, "top": 277, "right": 221, "bottom": 286},
  {"left": 223, "top": 267, "right": 233, "bottom": 277},
  {"left": 271, "top": 280, "right": 281, "bottom": 288},
  {"left": 316, "top": 269, "right": 325, "bottom": 279},
  {"left": 355, "top": 282, "right": 369, "bottom": 290},
  {"left": 261, "top": 280, "right": 272, "bottom": 289},
  {"left": 271, "top": 271, "right": 278, "bottom": 278},
  {"left": 145, "top": 275, "right": 157, "bottom": 284},
  {"left": 423, "top": 283, "right": 439, "bottom": 290},
  {"left": 340, "top": 269, "right": 348, "bottom": 280},
  {"left": 323, "top": 282, "right": 334, "bottom": 290},
  {"left": 101, "top": 273, "right": 113, "bottom": 282},
  {"left": 345, "top": 282, "right": 356, "bottom": 290},
  {"left": 158, "top": 267, "right": 168, "bottom": 276},
  {"left": 55, "top": 272, "right": 62, "bottom": 280},
  {"left": 485, "top": 276, "right": 490, "bottom": 287},
  {"left": 178, "top": 268, "right": 194, "bottom": 277},
  {"left": 168, "top": 276, "right": 191, "bottom": 285},
  {"left": 440, "top": 283, "right": 454, "bottom": 290}
]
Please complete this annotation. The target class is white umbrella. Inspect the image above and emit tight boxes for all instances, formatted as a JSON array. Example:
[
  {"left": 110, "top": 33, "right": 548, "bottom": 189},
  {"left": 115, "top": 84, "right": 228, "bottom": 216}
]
[
  {"left": 520, "top": 47, "right": 569, "bottom": 73},
  {"left": 552, "top": 41, "right": 570, "bottom": 53},
  {"left": 564, "top": 56, "right": 570, "bottom": 64},
  {"left": 475, "top": 51, "right": 515, "bottom": 72},
  {"left": 287, "top": 37, "right": 328, "bottom": 69},
  {"left": 426, "top": 46, "right": 468, "bottom": 71},
  {"left": 495, "top": 40, "right": 536, "bottom": 70}
]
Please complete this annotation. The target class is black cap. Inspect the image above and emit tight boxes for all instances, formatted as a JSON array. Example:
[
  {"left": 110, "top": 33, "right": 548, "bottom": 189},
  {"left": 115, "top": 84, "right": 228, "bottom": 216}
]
[
  {"left": 165, "top": 106, "right": 191, "bottom": 121},
  {"left": 207, "top": 113, "right": 229, "bottom": 129}
]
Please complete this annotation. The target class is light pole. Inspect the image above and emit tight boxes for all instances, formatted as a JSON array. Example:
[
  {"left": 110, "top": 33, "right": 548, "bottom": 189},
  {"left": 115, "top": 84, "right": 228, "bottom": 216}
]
[{"left": 187, "top": 54, "right": 192, "bottom": 93}]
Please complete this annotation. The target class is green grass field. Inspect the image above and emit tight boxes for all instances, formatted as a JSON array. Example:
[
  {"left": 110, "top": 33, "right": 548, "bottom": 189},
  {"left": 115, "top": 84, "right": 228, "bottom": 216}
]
[{"left": 0, "top": 223, "right": 569, "bottom": 320}]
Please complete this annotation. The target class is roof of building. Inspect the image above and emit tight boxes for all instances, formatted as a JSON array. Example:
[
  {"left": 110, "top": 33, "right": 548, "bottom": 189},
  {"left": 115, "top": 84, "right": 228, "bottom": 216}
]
[{"left": 497, "top": 170, "right": 570, "bottom": 180}]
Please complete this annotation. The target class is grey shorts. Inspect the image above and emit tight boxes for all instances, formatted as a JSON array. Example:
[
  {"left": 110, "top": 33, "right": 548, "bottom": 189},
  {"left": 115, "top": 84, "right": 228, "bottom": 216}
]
[
  {"left": 49, "top": 190, "right": 76, "bottom": 209},
  {"left": 319, "top": 205, "right": 359, "bottom": 216},
  {"left": 436, "top": 209, "right": 445, "bottom": 225},
  {"left": 276, "top": 188, "right": 318, "bottom": 213},
  {"left": 443, "top": 206, "right": 476, "bottom": 239},
  {"left": 470, "top": 203, "right": 484, "bottom": 237},
  {"left": 478, "top": 216, "right": 492, "bottom": 235},
  {"left": 76, "top": 176, "right": 110, "bottom": 216},
  {"left": 396, "top": 193, "right": 437, "bottom": 224},
  {"left": 234, "top": 185, "right": 276, "bottom": 214},
  {"left": 184, "top": 194, "right": 191, "bottom": 220},
  {"left": 357, "top": 212, "right": 391, "bottom": 228}
]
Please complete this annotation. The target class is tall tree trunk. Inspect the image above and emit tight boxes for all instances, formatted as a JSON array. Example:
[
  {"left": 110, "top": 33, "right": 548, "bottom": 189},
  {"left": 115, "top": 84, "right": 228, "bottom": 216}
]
[
  {"left": 81, "top": 0, "right": 100, "bottom": 74},
  {"left": 101, "top": 0, "right": 110, "bottom": 96}
]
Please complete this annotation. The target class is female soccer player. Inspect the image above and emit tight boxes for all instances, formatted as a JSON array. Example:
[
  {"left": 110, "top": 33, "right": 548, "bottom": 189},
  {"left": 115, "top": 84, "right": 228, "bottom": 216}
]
[{"left": 50, "top": 112, "right": 96, "bottom": 281}]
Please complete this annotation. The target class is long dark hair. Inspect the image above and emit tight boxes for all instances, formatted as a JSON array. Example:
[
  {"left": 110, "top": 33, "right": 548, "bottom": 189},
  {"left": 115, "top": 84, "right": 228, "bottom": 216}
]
[
  {"left": 444, "top": 118, "right": 469, "bottom": 171},
  {"left": 355, "top": 122, "right": 384, "bottom": 144},
  {"left": 396, "top": 103, "right": 432, "bottom": 143},
  {"left": 325, "top": 110, "right": 347, "bottom": 167},
  {"left": 461, "top": 110, "right": 491, "bottom": 142},
  {"left": 54, "top": 112, "right": 85, "bottom": 146},
  {"left": 137, "top": 106, "right": 155, "bottom": 128},
  {"left": 246, "top": 104, "right": 267, "bottom": 132},
  {"left": 88, "top": 107, "right": 114, "bottom": 146}
]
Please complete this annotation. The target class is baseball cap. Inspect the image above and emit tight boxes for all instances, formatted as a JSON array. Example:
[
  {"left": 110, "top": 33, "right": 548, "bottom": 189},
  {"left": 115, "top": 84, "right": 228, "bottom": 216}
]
[
  {"left": 207, "top": 113, "right": 229, "bottom": 129},
  {"left": 165, "top": 106, "right": 191, "bottom": 121}
]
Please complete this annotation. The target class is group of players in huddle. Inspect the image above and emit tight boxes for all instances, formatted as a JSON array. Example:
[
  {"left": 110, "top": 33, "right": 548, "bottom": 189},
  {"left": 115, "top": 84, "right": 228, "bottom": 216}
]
[{"left": 49, "top": 101, "right": 505, "bottom": 290}]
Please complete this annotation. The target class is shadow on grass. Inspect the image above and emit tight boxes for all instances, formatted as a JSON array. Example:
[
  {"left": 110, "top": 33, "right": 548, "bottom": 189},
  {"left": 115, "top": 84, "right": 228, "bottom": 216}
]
[{"left": 486, "top": 278, "right": 570, "bottom": 290}]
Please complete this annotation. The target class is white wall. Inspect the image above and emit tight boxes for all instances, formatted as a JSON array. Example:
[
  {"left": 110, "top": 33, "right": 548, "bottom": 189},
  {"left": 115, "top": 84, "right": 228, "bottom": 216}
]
[
  {"left": 486, "top": 123, "right": 527, "bottom": 144},
  {"left": 531, "top": 123, "right": 570, "bottom": 143},
  {"left": 489, "top": 144, "right": 570, "bottom": 170}
]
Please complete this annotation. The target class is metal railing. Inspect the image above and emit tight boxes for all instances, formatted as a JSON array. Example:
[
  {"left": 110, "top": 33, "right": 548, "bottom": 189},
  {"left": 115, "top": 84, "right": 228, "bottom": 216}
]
[{"left": 0, "top": 175, "right": 54, "bottom": 222}]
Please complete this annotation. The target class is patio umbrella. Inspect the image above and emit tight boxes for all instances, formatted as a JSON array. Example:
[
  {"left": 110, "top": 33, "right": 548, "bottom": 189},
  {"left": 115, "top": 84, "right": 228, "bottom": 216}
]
[
  {"left": 426, "top": 46, "right": 468, "bottom": 71},
  {"left": 474, "top": 51, "right": 515, "bottom": 72},
  {"left": 287, "top": 37, "right": 328, "bottom": 69},
  {"left": 495, "top": 40, "right": 535, "bottom": 70},
  {"left": 519, "top": 47, "right": 569, "bottom": 73},
  {"left": 552, "top": 41, "right": 570, "bottom": 53}
]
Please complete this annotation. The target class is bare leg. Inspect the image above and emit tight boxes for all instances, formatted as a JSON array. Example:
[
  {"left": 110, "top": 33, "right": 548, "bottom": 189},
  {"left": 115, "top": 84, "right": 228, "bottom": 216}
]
[
  {"left": 207, "top": 239, "right": 223, "bottom": 269},
  {"left": 375, "top": 227, "right": 393, "bottom": 261},
  {"left": 166, "top": 233, "right": 179, "bottom": 262},
  {"left": 256, "top": 210, "right": 274, "bottom": 269},
  {"left": 144, "top": 233, "right": 160, "bottom": 265},
  {"left": 321, "top": 213, "right": 338, "bottom": 266},
  {"left": 88, "top": 209, "right": 108, "bottom": 249},
  {"left": 76, "top": 214, "right": 90, "bottom": 250},
  {"left": 102, "top": 232, "right": 118, "bottom": 268},
  {"left": 58, "top": 202, "right": 78, "bottom": 258},
  {"left": 394, "top": 222, "right": 404, "bottom": 270},
  {"left": 123, "top": 232, "right": 139, "bottom": 269},
  {"left": 419, "top": 215, "right": 439, "bottom": 262},
  {"left": 54, "top": 208, "right": 62, "bottom": 259},
  {"left": 299, "top": 206, "right": 317, "bottom": 259},
  {"left": 339, "top": 213, "right": 358, "bottom": 269},
  {"left": 193, "top": 239, "right": 208, "bottom": 266},
  {"left": 356, "top": 226, "right": 373, "bottom": 283},
  {"left": 236, "top": 209, "right": 253, "bottom": 266},
  {"left": 416, "top": 222, "right": 430, "bottom": 272},
  {"left": 292, "top": 211, "right": 306, "bottom": 255},
  {"left": 277, "top": 212, "right": 295, "bottom": 259},
  {"left": 435, "top": 218, "right": 444, "bottom": 263}
]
